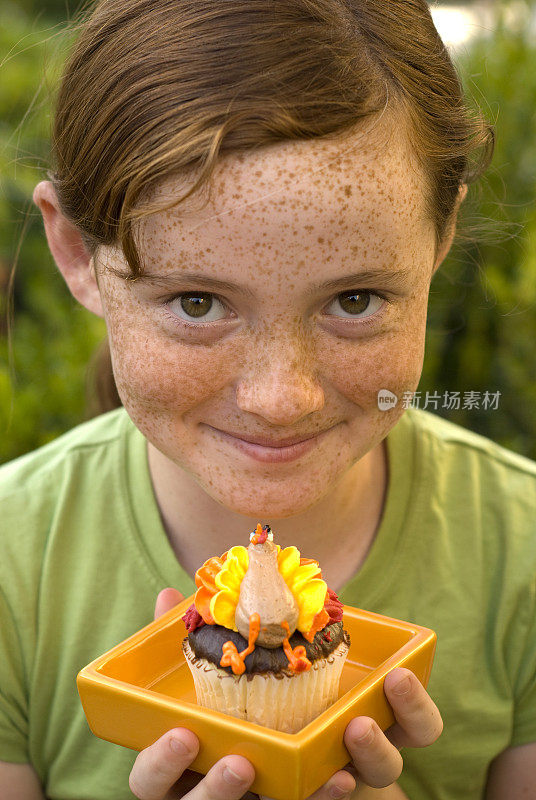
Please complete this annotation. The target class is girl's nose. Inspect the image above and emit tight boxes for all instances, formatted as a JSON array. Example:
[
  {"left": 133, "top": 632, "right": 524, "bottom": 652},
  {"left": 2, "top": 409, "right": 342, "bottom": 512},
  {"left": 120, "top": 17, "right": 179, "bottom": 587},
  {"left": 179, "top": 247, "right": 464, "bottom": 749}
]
[{"left": 235, "top": 339, "right": 325, "bottom": 427}]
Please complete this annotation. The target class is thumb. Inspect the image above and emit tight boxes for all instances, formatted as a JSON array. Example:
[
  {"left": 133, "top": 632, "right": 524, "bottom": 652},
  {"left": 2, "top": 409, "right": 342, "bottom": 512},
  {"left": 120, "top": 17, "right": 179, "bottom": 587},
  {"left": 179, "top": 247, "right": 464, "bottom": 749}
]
[{"left": 155, "top": 587, "right": 185, "bottom": 620}]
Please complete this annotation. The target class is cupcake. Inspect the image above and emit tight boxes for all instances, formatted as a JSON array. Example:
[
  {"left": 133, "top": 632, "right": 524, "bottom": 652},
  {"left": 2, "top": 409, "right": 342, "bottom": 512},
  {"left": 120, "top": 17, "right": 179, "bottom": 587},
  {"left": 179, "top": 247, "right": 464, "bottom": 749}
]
[{"left": 181, "top": 524, "right": 350, "bottom": 733}]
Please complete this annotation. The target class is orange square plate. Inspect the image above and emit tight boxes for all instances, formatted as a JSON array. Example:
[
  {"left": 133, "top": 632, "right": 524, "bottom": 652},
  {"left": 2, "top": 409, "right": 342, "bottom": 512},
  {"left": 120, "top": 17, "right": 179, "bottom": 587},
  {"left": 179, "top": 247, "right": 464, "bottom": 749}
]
[{"left": 77, "top": 595, "right": 436, "bottom": 800}]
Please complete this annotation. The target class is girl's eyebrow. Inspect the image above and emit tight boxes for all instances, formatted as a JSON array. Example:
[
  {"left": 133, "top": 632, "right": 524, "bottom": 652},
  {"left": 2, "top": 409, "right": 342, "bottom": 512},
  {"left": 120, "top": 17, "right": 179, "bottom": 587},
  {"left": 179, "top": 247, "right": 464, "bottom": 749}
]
[
  {"left": 129, "top": 271, "right": 255, "bottom": 299},
  {"left": 127, "top": 266, "right": 411, "bottom": 295},
  {"left": 310, "top": 268, "right": 412, "bottom": 295}
]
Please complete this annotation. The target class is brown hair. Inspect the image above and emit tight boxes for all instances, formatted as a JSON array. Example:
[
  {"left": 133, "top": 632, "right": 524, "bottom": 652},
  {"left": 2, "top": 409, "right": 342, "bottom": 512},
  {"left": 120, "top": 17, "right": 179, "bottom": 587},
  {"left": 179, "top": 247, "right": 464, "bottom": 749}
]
[{"left": 49, "top": 0, "right": 494, "bottom": 414}]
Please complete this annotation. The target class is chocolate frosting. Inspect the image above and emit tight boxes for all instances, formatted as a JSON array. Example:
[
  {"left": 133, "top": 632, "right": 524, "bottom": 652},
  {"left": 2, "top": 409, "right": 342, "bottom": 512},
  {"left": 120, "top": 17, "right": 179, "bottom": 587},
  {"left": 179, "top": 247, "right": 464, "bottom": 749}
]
[{"left": 187, "top": 621, "right": 350, "bottom": 675}]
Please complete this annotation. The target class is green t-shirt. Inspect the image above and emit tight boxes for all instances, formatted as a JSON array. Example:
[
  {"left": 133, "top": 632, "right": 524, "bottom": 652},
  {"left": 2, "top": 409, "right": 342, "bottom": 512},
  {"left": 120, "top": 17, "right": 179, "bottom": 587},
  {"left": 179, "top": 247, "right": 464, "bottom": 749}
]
[{"left": 1, "top": 407, "right": 535, "bottom": 800}]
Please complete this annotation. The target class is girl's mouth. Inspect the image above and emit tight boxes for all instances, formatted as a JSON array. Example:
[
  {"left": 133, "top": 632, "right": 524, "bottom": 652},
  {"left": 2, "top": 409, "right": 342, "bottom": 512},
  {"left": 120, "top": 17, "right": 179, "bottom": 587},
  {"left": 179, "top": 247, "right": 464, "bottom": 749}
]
[{"left": 205, "top": 425, "right": 337, "bottom": 463}]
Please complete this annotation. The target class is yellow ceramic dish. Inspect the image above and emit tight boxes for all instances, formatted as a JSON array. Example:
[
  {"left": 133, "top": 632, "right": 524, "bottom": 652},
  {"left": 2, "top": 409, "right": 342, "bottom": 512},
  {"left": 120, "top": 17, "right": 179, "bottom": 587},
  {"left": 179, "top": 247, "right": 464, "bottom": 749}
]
[{"left": 77, "top": 595, "right": 436, "bottom": 800}]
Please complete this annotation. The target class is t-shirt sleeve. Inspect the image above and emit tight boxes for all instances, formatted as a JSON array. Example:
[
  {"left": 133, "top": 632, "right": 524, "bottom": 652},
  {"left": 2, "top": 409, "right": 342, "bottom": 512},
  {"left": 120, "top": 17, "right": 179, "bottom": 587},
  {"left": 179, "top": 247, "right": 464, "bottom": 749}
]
[
  {"left": 0, "top": 585, "right": 29, "bottom": 763},
  {"left": 511, "top": 574, "right": 536, "bottom": 747}
]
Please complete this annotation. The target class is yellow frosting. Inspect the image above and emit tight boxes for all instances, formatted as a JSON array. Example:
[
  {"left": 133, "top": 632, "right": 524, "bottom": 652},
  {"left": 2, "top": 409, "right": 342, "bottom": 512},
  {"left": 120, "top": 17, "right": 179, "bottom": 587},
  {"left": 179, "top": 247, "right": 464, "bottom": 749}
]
[
  {"left": 210, "top": 545, "right": 249, "bottom": 630},
  {"left": 277, "top": 546, "right": 327, "bottom": 634},
  {"left": 209, "top": 542, "right": 327, "bottom": 635}
]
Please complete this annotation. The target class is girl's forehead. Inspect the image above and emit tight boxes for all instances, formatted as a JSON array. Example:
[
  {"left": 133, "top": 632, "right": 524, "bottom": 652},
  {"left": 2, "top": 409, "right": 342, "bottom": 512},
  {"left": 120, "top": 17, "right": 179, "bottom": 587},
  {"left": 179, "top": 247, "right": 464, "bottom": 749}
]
[
  {"left": 142, "top": 120, "right": 426, "bottom": 234},
  {"left": 126, "top": 121, "right": 434, "bottom": 280}
]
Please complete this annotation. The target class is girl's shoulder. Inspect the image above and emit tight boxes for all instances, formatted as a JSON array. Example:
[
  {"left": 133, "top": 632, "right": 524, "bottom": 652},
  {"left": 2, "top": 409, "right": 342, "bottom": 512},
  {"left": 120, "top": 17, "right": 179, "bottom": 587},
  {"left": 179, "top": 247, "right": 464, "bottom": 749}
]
[
  {"left": 399, "top": 407, "right": 536, "bottom": 577},
  {"left": 0, "top": 407, "right": 132, "bottom": 502},
  {"left": 404, "top": 406, "right": 536, "bottom": 481},
  {"left": 0, "top": 407, "right": 137, "bottom": 597}
]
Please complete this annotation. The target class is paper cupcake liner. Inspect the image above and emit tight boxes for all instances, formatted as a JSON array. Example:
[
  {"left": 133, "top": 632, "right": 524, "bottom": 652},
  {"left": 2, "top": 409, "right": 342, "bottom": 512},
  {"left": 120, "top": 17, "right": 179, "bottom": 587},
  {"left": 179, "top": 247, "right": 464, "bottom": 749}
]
[{"left": 182, "top": 637, "right": 349, "bottom": 733}]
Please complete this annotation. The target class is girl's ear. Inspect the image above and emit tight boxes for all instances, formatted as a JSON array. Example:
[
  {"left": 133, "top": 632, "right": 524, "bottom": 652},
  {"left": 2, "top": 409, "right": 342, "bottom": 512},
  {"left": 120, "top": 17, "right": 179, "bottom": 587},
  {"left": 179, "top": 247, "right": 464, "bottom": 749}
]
[
  {"left": 432, "top": 183, "right": 468, "bottom": 274},
  {"left": 33, "top": 181, "right": 104, "bottom": 318}
]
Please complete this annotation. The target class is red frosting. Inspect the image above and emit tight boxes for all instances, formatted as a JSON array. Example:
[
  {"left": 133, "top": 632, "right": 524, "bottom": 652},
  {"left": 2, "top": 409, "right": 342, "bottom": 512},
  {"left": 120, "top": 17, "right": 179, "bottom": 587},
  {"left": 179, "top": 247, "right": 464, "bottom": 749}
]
[
  {"left": 183, "top": 603, "right": 204, "bottom": 632},
  {"left": 182, "top": 585, "right": 344, "bottom": 633},
  {"left": 324, "top": 587, "right": 344, "bottom": 623},
  {"left": 251, "top": 523, "right": 270, "bottom": 544}
]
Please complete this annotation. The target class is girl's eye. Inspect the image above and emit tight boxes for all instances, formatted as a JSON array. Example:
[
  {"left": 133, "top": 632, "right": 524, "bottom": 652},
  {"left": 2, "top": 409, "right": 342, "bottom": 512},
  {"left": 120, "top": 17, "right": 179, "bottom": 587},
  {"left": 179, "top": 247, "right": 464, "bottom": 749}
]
[
  {"left": 168, "top": 292, "right": 228, "bottom": 322},
  {"left": 324, "top": 290, "right": 384, "bottom": 319}
]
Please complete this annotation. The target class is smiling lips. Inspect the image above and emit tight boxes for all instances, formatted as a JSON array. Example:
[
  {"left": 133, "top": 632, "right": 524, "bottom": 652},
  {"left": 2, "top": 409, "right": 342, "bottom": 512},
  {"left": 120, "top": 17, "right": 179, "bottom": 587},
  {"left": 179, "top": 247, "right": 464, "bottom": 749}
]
[{"left": 207, "top": 426, "right": 336, "bottom": 463}]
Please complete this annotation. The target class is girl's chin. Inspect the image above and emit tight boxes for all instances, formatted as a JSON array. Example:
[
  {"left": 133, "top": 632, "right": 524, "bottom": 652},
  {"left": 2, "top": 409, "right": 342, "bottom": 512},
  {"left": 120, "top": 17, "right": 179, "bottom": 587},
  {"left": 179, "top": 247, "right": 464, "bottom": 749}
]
[{"left": 188, "top": 445, "right": 356, "bottom": 519}]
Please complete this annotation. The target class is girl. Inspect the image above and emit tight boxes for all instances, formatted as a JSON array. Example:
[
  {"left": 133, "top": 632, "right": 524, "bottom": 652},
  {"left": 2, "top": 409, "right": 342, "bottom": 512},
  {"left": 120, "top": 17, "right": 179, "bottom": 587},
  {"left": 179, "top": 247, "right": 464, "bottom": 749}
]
[{"left": 1, "top": 0, "right": 535, "bottom": 798}]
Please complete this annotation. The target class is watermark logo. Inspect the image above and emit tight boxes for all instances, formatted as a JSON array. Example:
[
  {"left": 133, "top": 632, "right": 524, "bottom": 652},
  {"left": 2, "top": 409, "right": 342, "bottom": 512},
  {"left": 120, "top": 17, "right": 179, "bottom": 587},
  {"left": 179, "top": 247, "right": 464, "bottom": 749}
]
[
  {"left": 377, "top": 389, "right": 501, "bottom": 411},
  {"left": 377, "top": 389, "right": 398, "bottom": 411}
]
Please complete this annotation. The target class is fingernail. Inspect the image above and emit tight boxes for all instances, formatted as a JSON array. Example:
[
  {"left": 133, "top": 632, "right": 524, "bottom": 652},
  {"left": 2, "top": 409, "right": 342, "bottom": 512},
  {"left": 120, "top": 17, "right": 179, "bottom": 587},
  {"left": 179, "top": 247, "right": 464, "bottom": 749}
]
[
  {"left": 393, "top": 676, "right": 411, "bottom": 695},
  {"left": 223, "top": 764, "right": 246, "bottom": 785},
  {"left": 355, "top": 722, "right": 374, "bottom": 745},
  {"left": 170, "top": 736, "right": 189, "bottom": 754},
  {"left": 330, "top": 786, "right": 352, "bottom": 799}
]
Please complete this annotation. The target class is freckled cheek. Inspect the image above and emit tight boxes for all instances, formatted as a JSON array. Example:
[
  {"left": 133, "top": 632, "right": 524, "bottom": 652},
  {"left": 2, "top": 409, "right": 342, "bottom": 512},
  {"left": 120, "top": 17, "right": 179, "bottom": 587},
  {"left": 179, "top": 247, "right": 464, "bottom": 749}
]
[
  {"left": 319, "top": 323, "right": 427, "bottom": 405},
  {"left": 107, "top": 318, "right": 237, "bottom": 412},
  {"left": 114, "top": 340, "right": 237, "bottom": 413}
]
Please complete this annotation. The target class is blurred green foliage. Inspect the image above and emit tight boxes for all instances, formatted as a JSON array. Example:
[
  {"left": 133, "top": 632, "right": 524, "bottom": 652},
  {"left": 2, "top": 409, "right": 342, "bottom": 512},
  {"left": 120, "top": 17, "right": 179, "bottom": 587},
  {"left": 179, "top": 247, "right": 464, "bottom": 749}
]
[
  {"left": 0, "top": 2, "right": 105, "bottom": 462},
  {"left": 423, "top": 7, "right": 536, "bottom": 457},
  {"left": 1, "top": 0, "right": 535, "bottom": 464}
]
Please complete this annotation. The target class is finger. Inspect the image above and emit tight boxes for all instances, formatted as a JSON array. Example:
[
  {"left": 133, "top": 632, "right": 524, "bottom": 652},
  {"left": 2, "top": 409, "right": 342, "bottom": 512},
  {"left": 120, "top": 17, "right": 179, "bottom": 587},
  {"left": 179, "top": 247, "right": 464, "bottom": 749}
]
[
  {"left": 168, "top": 771, "right": 260, "bottom": 797},
  {"left": 344, "top": 716, "right": 403, "bottom": 789},
  {"left": 383, "top": 668, "right": 443, "bottom": 749},
  {"left": 129, "top": 727, "right": 199, "bottom": 800},
  {"left": 187, "top": 754, "right": 255, "bottom": 799},
  {"left": 303, "top": 768, "right": 357, "bottom": 799},
  {"left": 155, "top": 588, "right": 185, "bottom": 620}
]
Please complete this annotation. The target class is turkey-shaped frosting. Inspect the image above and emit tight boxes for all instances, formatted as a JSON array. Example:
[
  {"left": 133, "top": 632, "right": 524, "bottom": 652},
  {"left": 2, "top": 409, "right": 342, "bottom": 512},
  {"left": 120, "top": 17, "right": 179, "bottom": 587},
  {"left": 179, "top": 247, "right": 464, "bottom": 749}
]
[
  {"left": 235, "top": 525, "right": 299, "bottom": 648},
  {"left": 190, "top": 523, "right": 332, "bottom": 674},
  {"left": 219, "top": 524, "right": 313, "bottom": 675}
]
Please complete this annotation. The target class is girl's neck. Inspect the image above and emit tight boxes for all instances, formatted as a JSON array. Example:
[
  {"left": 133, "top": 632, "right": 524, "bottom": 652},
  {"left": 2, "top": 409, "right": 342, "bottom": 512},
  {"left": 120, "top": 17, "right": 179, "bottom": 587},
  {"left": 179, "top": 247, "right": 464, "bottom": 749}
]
[{"left": 147, "top": 439, "right": 388, "bottom": 592}]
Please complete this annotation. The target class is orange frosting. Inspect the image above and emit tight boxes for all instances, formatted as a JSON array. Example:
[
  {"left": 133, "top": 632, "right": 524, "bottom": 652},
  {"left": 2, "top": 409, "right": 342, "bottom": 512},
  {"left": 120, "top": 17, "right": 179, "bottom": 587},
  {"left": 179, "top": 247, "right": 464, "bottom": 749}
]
[
  {"left": 281, "top": 621, "right": 311, "bottom": 673},
  {"left": 220, "top": 613, "right": 261, "bottom": 675},
  {"left": 194, "top": 552, "right": 228, "bottom": 624},
  {"left": 303, "top": 606, "right": 330, "bottom": 642},
  {"left": 250, "top": 522, "right": 268, "bottom": 544}
]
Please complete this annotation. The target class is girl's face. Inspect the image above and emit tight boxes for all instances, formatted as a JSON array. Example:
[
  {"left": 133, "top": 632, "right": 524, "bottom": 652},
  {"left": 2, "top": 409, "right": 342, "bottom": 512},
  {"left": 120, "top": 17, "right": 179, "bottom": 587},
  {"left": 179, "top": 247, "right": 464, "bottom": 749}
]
[{"left": 95, "top": 121, "right": 440, "bottom": 517}]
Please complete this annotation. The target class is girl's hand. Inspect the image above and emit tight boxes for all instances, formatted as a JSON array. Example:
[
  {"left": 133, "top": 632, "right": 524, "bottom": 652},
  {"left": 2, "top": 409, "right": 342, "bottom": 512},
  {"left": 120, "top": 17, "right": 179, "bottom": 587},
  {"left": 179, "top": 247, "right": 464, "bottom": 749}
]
[
  {"left": 342, "top": 667, "right": 443, "bottom": 790},
  {"left": 129, "top": 589, "right": 256, "bottom": 800},
  {"left": 132, "top": 590, "right": 441, "bottom": 800}
]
